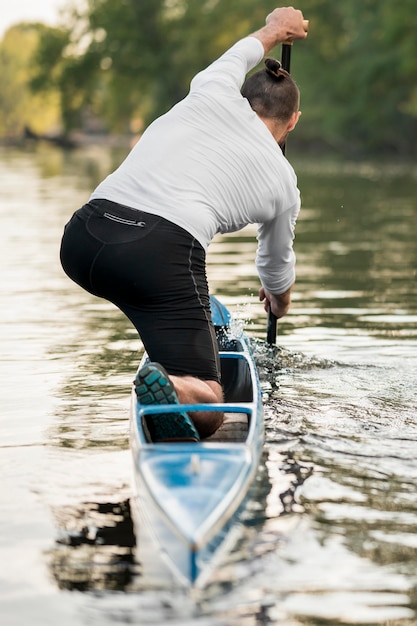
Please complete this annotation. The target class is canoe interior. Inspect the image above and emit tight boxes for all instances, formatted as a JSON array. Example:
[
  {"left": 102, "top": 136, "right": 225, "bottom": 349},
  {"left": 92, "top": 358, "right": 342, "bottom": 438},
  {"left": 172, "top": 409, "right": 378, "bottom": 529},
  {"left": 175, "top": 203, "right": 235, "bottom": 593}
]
[
  {"left": 138, "top": 334, "right": 254, "bottom": 445},
  {"left": 208, "top": 339, "right": 253, "bottom": 442}
]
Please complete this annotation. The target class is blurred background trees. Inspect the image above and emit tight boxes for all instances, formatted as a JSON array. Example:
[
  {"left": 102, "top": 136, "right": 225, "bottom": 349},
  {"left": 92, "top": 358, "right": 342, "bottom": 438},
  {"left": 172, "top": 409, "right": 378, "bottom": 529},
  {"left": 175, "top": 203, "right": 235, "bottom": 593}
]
[
  {"left": 1, "top": 0, "right": 416, "bottom": 155},
  {"left": 0, "top": 23, "right": 61, "bottom": 139}
]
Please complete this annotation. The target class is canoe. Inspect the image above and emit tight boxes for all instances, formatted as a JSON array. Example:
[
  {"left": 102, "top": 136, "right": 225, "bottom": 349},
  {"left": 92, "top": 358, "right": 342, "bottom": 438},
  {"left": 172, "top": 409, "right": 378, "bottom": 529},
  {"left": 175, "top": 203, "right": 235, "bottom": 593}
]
[{"left": 129, "top": 295, "right": 264, "bottom": 586}]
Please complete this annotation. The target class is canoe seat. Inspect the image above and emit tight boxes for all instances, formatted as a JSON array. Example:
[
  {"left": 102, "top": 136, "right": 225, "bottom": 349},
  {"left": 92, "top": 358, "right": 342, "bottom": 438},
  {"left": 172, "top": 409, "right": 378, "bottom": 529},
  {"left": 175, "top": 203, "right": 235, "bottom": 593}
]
[{"left": 207, "top": 411, "right": 248, "bottom": 442}]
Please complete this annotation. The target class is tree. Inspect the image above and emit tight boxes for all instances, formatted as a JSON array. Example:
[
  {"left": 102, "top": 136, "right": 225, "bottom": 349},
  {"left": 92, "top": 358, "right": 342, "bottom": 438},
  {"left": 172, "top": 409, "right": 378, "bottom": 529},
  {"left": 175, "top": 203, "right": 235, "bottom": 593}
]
[
  {"left": 30, "top": 0, "right": 280, "bottom": 133},
  {"left": 292, "top": 0, "right": 417, "bottom": 154},
  {"left": 30, "top": 21, "right": 102, "bottom": 134},
  {"left": 7, "top": 0, "right": 417, "bottom": 154},
  {"left": 0, "top": 24, "right": 60, "bottom": 138}
]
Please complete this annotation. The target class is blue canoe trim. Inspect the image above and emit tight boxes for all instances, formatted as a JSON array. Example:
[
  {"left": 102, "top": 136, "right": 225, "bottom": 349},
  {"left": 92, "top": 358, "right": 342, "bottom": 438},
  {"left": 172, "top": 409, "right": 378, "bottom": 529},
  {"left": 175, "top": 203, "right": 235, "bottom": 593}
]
[{"left": 210, "top": 295, "right": 232, "bottom": 327}]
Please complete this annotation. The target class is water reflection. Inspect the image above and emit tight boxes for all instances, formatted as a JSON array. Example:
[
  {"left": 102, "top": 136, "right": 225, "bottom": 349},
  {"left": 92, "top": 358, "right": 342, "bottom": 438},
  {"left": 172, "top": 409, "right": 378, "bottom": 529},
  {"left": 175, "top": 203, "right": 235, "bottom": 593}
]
[
  {"left": 49, "top": 500, "right": 137, "bottom": 592},
  {"left": 279, "top": 156, "right": 417, "bottom": 342},
  {"left": 263, "top": 353, "right": 417, "bottom": 623},
  {"left": 50, "top": 304, "right": 139, "bottom": 449}
]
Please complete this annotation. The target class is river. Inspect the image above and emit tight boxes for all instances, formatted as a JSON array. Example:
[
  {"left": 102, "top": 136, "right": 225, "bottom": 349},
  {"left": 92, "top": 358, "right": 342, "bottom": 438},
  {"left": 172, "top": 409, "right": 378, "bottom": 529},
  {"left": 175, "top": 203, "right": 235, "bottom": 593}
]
[{"left": 1, "top": 143, "right": 416, "bottom": 625}]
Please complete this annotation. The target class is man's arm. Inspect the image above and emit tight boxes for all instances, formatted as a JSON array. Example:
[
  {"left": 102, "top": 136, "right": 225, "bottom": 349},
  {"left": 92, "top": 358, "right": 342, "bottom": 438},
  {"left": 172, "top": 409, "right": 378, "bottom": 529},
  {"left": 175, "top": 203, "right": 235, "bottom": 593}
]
[
  {"left": 254, "top": 8, "right": 307, "bottom": 319},
  {"left": 250, "top": 7, "right": 308, "bottom": 55},
  {"left": 190, "top": 7, "right": 308, "bottom": 95}
]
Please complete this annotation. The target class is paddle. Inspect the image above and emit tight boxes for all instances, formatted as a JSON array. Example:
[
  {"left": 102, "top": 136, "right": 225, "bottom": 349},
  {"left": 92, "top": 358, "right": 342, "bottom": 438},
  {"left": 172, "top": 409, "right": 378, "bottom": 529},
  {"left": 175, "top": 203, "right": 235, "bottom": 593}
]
[{"left": 266, "top": 41, "right": 292, "bottom": 345}]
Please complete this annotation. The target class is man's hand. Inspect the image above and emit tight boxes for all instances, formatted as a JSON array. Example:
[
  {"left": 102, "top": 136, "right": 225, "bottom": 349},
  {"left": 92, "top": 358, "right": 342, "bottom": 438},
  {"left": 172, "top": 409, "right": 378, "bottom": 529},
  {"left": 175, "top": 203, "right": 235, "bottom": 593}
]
[
  {"left": 259, "top": 285, "right": 293, "bottom": 319},
  {"left": 251, "top": 7, "right": 308, "bottom": 55},
  {"left": 266, "top": 7, "right": 309, "bottom": 42}
]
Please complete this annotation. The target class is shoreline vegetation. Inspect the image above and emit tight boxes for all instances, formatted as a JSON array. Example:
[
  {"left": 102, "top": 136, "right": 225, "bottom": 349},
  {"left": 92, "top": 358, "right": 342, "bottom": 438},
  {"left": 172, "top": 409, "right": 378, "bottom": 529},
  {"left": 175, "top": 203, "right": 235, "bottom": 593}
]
[
  {"left": 1, "top": 2, "right": 416, "bottom": 159},
  {"left": 1, "top": 126, "right": 137, "bottom": 150},
  {"left": 2, "top": 128, "right": 416, "bottom": 163}
]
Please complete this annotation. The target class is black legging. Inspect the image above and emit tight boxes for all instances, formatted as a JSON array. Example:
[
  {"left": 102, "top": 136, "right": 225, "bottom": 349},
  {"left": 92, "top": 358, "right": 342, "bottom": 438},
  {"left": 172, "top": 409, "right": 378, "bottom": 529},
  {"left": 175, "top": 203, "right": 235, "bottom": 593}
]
[{"left": 60, "top": 198, "right": 220, "bottom": 381}]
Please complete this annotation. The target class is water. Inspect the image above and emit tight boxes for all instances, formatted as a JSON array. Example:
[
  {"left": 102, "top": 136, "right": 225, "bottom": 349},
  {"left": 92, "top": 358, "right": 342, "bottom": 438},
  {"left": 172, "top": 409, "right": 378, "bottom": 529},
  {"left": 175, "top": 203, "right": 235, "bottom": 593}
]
[{"left": 1, "top": 144, "right": 416, "bottom": 625}]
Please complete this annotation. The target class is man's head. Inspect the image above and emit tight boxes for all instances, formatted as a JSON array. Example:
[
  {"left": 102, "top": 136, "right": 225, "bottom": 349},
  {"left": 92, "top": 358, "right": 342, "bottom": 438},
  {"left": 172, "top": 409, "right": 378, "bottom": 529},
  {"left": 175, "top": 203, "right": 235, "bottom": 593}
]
[{"left": 242, "top": 58, "right": 300, "bottom": 146}]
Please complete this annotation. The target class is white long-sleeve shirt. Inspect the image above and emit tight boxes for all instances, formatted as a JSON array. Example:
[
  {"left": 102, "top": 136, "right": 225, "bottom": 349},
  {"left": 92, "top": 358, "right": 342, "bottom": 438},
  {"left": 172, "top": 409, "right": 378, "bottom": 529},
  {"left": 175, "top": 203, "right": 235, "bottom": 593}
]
[{"left": 90, "top": 36, "right": 300, "bottom": 294}]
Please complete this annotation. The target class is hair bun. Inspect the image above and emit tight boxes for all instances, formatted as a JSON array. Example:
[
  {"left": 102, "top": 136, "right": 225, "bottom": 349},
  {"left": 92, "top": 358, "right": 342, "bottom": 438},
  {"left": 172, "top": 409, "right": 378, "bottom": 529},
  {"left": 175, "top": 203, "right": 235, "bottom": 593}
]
[{"left": 264, "top": 57, "right": 288, "bottom": 81}]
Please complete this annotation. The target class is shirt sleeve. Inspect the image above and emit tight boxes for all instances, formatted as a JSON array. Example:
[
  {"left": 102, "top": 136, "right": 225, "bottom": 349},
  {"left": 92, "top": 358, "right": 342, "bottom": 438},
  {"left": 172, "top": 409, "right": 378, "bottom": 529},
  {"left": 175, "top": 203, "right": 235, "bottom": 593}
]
[
  {"left": 190, "top": 36, "right": 265, "bottom": 94},
  {"left": 255, "top": 198, "right": 300, "bottom": 294}
]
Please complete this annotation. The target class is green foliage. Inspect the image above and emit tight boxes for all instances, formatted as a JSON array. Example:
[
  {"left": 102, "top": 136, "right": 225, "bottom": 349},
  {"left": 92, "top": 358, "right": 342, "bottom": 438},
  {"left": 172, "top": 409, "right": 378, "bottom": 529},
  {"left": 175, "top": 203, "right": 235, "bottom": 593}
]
[
  {"left": 293, "top": 0, "right": 417, "bottom": 153},
  {"left": 1, "top": 0, "right": 417, "bottom": 154},
  {"left": 28, "top": 0, "right": 280, "bottom": 132},
  {"left": 0, "top": 23, "right": 60, "bottom": 137},
  {"left": 30, "top": 23, "right": 102, "bottom": 132}
]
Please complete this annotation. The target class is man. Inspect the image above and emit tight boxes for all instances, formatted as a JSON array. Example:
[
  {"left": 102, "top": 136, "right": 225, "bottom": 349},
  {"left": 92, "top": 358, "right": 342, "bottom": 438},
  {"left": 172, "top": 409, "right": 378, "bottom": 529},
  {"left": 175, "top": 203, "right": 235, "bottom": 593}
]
[{"left": 60, "top": 7, "right": 308, "bottom": 442}]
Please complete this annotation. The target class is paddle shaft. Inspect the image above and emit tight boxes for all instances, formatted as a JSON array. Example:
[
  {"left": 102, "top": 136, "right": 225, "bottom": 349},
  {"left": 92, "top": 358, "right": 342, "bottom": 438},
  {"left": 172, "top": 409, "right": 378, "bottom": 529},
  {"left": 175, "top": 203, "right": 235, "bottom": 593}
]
[{"left": 266, "top": 42, "right": 292, "bottom": 345}]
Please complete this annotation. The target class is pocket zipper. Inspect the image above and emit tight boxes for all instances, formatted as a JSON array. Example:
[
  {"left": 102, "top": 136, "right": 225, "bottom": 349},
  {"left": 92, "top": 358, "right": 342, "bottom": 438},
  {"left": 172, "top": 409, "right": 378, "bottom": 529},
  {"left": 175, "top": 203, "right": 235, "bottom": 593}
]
[{"left": 104, "top": 212, "right": 146, "bottom": 227}]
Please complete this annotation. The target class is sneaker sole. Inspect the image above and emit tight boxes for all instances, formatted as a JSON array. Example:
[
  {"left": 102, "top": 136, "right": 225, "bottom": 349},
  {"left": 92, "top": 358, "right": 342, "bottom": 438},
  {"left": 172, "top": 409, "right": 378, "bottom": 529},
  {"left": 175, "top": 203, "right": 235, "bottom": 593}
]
[
  {"left": 134, "top": 362, "right": 200, "bottom": 443},
  {"left": 135, "top": 362, "right": 178, "bottom": 405}
]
